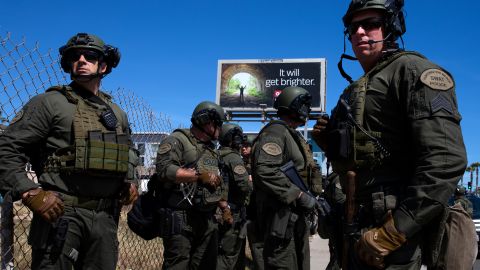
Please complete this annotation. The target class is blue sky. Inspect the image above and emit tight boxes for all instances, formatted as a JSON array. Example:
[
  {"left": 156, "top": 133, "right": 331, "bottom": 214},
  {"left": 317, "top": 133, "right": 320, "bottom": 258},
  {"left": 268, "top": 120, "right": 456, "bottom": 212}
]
[{"left": 1, "top": 0, "right": 478, "bottom": 182}]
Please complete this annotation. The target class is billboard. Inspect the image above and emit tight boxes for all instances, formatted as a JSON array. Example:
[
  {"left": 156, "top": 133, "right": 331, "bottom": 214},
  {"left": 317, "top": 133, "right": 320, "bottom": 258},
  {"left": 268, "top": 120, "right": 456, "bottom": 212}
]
[{"left": 216, "top": 58, "right": 326, "bottom": 112}]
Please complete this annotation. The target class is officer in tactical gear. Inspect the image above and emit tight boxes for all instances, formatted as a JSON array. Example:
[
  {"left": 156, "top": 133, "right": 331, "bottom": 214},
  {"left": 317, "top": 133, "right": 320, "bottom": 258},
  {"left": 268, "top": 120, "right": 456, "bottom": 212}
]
[
  {"left": 154, "top": 101, "right": 225, "bottom": 269},
  {"left": 312, "top": 1, "right": 468, "bottom": 269},
  {"left": 251, "top": 86, "right": 323, "bottom": 270},
  {"left": 217, "top": 123, "right": 252, "bottom": 270},
  {"left": 0, "top": 33, "right": 138, "bottom": 269},
  {"left": 454, "top": 186, "right": 473, "bottom": 218},
  {"left": 243, "top": 134, "right": 267, "bottom": 270}
]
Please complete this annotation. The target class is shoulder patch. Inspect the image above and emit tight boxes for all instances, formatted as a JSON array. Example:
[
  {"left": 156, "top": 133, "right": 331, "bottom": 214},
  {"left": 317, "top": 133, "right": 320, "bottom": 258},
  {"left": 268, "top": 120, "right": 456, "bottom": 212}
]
[
  {"left": 262, "top": 142, "right": 282, "bottom": 156},
  {"left": 233, "top": 165, "right": 247, "bottom": 175},
  {"left": 10, "top": 110, "right": 24, "bottom": 125},
  {"left": 158, "top": 143, "right": 172, "bottom": 154},
  {"left": 420, "top": 69, "right": 454, "bottom": 91}
]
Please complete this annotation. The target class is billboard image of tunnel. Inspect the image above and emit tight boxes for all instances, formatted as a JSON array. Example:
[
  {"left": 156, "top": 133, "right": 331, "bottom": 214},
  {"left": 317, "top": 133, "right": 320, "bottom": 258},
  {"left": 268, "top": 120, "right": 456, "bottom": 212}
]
[{"left": 216, "top": 59, "right": 326, "bottom": 112}]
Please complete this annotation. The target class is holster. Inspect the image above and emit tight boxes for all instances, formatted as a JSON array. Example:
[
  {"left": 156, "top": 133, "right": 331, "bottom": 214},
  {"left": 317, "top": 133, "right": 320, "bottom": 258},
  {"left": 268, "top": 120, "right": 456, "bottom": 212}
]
[
  {"left": 28, "top": 214, "right": 53, "bottom": 250},
  {"left": 269, "top": 207, "right": 298, "bottom": 239},
  {"left": 50, "top": 217, "right": 69, "bottom": 261},
  {"left": 28, "top": 215, "right": 70, "bottom": 262},
  {"left": 158, "top": 208, "right": 186, "bottom": 238}
]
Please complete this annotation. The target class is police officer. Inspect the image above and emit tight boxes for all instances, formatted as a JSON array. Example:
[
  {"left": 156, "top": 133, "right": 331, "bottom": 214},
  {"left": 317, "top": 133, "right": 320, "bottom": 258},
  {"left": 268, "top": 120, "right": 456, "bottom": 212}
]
[
  {"left": 0, "top": 33, "right": 138, "bottom": 269},
  {"left": 243, "top": 134, "right": 266, "bottom": 270},
  {"left": 252, "top": 86, "right": 323, "bottom": 270},
  {"left": 217, "top": 123, "right": 252, "bottom": 270},
  {"left": 155, "top": 101, "right": 225, "bottom": 269},
  {"left": 313, "top": 1, "right": 467, "bottom": 268},
  {"left": 454, "top": 186, "right": 473, "bottom": 218}
]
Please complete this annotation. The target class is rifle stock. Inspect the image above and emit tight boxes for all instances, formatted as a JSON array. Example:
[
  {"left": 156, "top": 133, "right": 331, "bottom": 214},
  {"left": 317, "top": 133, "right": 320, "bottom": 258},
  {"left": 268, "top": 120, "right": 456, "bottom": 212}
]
[{"left": 342, "top": 170, "right": 356, "bottom": 269}]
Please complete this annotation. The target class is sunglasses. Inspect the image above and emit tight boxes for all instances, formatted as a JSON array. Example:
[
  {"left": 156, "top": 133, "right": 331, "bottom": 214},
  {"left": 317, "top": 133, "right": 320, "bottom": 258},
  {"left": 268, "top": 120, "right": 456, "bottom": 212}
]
[
  {"left": 65, "top": 50, "right": 102, "bottom": 62},
  {"left": 346, "top": 17, "right": 384, "bottom": 36}
]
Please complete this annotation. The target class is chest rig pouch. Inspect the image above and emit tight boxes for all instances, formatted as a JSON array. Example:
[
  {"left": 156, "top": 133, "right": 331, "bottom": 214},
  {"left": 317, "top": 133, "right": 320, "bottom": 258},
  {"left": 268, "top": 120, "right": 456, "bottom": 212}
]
[
  {"left": 168, "top": 129, "right": 224, "bottom": 212},
  {"left": 327, "top": 52, "right": 420, "bottom": 175},
  {"left": 43, "top": 86, "right": 130, "bottom": 179}
]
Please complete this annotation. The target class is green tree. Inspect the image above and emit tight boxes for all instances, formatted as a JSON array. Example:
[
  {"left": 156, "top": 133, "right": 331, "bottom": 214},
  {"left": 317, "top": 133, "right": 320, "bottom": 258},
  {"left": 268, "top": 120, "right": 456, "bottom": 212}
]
[
  {"left": 471, "top": 162, "right": 480, "bottom": 194},
  {"left": 226, "top": 79, "right": 241, "bottom": 95}
]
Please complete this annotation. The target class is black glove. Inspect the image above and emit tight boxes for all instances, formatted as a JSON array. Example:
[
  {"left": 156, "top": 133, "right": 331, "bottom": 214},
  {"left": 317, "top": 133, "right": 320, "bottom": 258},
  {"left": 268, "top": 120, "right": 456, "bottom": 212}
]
[
  {"left": 316, "top": 197, "right": 332, "bottom": 217},
  {"left": 297, "top": 192, "right": 316, "bottom": 211}
]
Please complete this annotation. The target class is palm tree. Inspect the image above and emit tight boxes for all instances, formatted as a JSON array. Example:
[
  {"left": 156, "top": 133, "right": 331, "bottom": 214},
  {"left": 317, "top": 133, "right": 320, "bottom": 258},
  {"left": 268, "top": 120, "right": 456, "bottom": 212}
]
[{"left": 471, "top": 162, "right": 480, "bottom": 194}]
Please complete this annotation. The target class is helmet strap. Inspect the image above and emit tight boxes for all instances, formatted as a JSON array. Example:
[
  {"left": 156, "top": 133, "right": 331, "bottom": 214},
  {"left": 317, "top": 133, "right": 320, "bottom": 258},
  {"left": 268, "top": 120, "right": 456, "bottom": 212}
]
[{"left": 192, "top": 122, "right": 217, "bottom": 142}]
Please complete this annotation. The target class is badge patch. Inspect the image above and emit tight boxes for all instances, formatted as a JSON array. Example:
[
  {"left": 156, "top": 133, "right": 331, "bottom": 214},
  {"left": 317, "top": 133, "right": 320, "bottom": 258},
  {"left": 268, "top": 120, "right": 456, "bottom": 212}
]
[
  {"left": 158, "top": 143, "right": 172, "bottom": 154},
  {"left": 262, "top": 142, "right": 282, "bottom": 156},
  {"left": 10, "top": 110, "right": 24, "bottom": 124},
  {"left": 233, "top": 165, "right": 247, "bottom": 175},
  {"left": 420, "top": 69, "right": 454, "bottom": 91}
]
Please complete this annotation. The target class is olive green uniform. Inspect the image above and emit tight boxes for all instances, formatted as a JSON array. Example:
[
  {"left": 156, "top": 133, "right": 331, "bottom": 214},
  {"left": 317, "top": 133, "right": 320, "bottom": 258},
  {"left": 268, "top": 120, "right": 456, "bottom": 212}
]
[
  {"left": 0, "top": 82, "right": 134, "bottom": 269},
  {"left": 328, "top": 51, "right": 467, "bottom": 269},
  {"left": 155, "top": 129, "right": 224, "bottom": 270},
  {"left": 454, "top": 197, "right": 473, "bottom": 218},
  {"left": 217, "top": 147, "right": 251, "bottom": 270},
  {"left": 252, "top": 120, "right": 322, "bottom": 270}
]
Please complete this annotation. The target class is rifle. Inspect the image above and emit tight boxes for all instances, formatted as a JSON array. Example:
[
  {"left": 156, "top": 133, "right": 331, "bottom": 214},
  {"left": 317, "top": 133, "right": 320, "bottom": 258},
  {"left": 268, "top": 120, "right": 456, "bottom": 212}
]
[
  {"left": 342, "top": 171, "right": 357, "bottom": 270},
  {"left": 280, "top": 161, "right": 331, "bottom": 217},
  {"left": 307, "top": 112, "right": 329, "bottom": 120}
]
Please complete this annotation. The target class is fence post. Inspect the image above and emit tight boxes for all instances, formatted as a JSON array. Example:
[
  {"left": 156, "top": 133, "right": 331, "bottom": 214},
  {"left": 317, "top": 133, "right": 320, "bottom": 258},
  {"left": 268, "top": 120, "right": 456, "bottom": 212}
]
[{"left": 1, "top": 193, "right": 14, "bottom": 270}]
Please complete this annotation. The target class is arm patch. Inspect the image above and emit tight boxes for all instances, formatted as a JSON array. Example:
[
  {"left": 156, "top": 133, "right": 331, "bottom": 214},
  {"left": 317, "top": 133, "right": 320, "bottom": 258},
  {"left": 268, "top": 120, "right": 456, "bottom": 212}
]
[
  {"left": 420, "top": 69, "right": 454, "bottom": 91},
  {"left": 262, "top": 142, "right": 282, "bottom": 156},
  {"left": 158, "top": 143, "right": 172, "bottom": 154},
  {"left": 233, "top": 165, "right": 247, "bottom": 175}
]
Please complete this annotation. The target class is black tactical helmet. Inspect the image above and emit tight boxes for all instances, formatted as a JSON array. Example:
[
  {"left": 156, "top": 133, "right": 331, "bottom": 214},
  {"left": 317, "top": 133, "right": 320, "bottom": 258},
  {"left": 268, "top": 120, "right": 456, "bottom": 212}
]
[
  {"left": 274, "top": 86, "right": 312, "bottom": 121},
  {"left": 59, "top": 33, "right": 121, "bottom": 75},
  {"left": 219, "top": 123, "right": 244, "bottom": 148},
  {"left": 455, "top": 186, "right": 467, "bottom": 196},
  {"left": 191, "top": 101, "right": 226, "bottom": 128},
  {"left": 243, "top": 134, "right": 256, "bottom": 146},
  {"left": 343, "top": 0, "right": 406, "bottom": 40}
]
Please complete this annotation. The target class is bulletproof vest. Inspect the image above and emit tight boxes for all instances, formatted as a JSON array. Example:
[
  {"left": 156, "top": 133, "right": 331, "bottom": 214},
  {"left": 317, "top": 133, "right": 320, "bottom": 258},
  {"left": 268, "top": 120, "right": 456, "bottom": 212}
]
[
  {"left": 169, "top": 129, "right": 224, "bottom": 211},
  {"left": 43, "top": 85, "right": 129, "bottom": 178},
  {"left": 329, "top": 51, "right": 424, "bottom": 175},
  {"left": 259, "top": 121, "right": 322, "bottom": 194}
]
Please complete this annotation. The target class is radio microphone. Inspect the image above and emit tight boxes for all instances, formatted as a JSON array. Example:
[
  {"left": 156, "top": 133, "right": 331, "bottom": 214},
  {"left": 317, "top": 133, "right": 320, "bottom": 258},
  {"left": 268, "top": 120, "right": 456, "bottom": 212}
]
[
  {"left": 367, "top": 33, "right": 392, "bottom": 45},
  {"left": 367, "top": 39, "right": 384, "bottom": 45}
]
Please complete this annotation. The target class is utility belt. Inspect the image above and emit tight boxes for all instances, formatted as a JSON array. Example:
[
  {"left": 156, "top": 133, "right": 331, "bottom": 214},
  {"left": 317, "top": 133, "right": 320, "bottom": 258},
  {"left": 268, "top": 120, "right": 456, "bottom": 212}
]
[
  {"left": 60, "top": 192, "right": 118, "bottom": 213},
  {"left": 353, "top": 188, "right": 399, "bottom": 229},
  {"left": 268, "top": 206, "right": 301, "bottom": 240},
  {"left": 164, "top": 183, "right": 223, "bottom": 212},
  {"left": 157, "top": 208, "right": 216, "bottom": 238},
  {"left": 44, "top": 131, "right": 137, "bottom": 180}
]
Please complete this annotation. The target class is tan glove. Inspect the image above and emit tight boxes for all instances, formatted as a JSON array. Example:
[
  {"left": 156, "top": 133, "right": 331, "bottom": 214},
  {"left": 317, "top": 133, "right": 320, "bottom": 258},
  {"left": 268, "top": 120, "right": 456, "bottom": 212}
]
[
  {"left": 120, "top": 183, "right": 139, "bottom": 205},
  {"left": 355, "top": 211, "right": 407, "bottom": 269},
  {"left": 218, "top": 200, "right": 234, "bottom": 225},
  {"left": 198, "top": 171, "right": 221, "bottom": 189},
  {"left": 22, "top": 188, "right": 64, "bottom": 223},
  {"left": 311, "top": 115, "right": 329, "bottom": 151},
  {"left": 222, "top": 207, "right": 234, "bottom": 225}
]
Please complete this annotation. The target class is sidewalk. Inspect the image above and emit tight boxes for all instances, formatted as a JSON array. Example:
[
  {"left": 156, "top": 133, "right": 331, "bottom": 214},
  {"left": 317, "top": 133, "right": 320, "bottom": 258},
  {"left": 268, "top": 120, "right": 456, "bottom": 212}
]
[{"left": 310, "top": 234, "right": 330, "bottom": 269}]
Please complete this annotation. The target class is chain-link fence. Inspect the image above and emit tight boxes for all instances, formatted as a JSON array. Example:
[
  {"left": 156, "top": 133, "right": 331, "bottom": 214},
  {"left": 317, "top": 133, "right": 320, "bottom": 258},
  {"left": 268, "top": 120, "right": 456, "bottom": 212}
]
[{"left": 0, "top": 32, "right": 171, "bottom": 269}]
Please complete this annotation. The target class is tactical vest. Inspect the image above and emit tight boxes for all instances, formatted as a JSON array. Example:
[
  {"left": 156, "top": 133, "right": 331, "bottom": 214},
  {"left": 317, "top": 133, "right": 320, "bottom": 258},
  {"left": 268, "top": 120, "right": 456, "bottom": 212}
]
[
  {"left": 329, "top": 51, "right": 425, "bottom": 175},
  {"left": 167, "top": 129, "right": 224, "bottom": 211},
  {"left": 258, "top": 121, "right": 323, "bottom": 194},
  {"left": 43, "top": 85, "right": 131, "bottom": 179}
]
